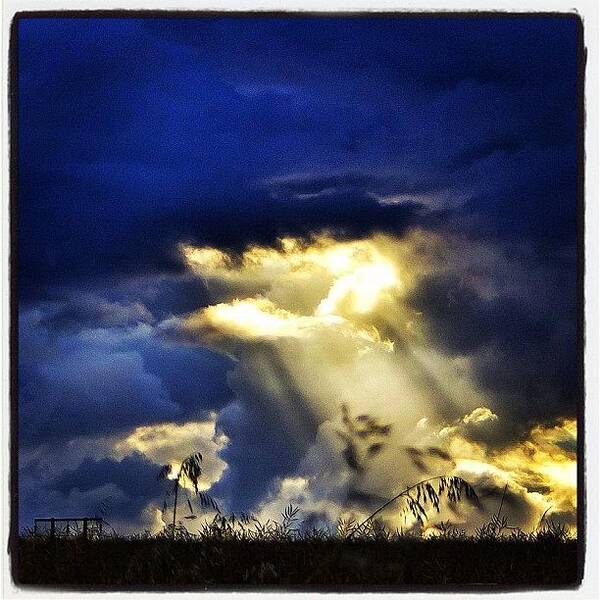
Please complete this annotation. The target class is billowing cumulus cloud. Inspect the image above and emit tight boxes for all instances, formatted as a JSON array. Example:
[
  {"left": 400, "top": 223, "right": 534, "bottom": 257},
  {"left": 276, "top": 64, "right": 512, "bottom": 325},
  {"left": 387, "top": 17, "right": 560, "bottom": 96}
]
[
  {"left": 17, "top": 224, "right": 578, "bottom": 534},
  {"left": 19, "top": 309, "right": 179, "bottom": 445},
  {"left": 114, "top": 419, "right": 229, "bottom": 492},
  {"left": 19, "top": 413, "right": 228, "bottom": 534},
  {"left": 156, "top": 229, "right": 578, "bottom": 533},
  {"left": 253, "top": 410, "right": 576, "bottom": 535}
]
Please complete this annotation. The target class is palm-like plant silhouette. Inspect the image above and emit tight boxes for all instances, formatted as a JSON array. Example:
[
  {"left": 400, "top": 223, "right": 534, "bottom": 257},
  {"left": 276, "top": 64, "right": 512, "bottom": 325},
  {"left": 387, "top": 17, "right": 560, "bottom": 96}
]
[{"left": 158, "top": 452, "right": 219, "bottom": 538}]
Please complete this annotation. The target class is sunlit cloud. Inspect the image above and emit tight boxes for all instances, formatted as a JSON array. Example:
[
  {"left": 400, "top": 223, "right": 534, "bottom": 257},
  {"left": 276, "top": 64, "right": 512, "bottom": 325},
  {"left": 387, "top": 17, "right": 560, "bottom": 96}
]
[
  {"left": 256, "top": 412, "right": 577, "bottom": 536},
  {"left": 434, "top": 413, "right": 577, "bottom": 532},
  {"left": 179, "top": 232, "right": 422, "bottom": 318},
  {"left": 177, "top": 233, "right": 413, "bottom": 352},
  {"left": 113, "top": 417, "right": 228, "bottom": 492},
  {"left": 169, "top": 229, "right": 577, "bottom": 534},
  {"left": 192, "top": 297, "right": 345, "bottom": 340},
  {"left": 489, "top": 419, "right": 577, "bottom": 524}
]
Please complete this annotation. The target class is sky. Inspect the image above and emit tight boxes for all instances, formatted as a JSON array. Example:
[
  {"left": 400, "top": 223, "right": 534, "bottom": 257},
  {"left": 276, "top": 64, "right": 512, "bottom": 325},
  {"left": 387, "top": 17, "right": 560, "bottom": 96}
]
[{"left": 17, "top": 15, "right": 581, "bottom": 535}]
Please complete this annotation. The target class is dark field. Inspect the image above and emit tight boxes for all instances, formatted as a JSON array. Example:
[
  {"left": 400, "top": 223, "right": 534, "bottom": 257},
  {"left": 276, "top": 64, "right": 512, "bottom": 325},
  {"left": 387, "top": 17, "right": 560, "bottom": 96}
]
[{"left": 14, "top": 535, "right": 580, "bottom": 588}]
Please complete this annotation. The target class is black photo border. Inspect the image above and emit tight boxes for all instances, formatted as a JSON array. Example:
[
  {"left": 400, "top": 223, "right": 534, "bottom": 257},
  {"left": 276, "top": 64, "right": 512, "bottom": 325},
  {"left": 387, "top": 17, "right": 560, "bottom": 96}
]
[{"left": 7, "top": 9, "right": 588, "bottom": 592}]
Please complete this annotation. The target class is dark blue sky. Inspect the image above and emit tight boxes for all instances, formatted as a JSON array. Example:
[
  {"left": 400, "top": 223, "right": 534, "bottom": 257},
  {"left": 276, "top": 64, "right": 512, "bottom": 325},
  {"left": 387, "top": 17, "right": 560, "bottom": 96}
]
[
  {"left": 17, "top": 15, "right": 581, "bottom": 531},
  {"left": 19, "top": 16, "right": 579, "bottom": 296}
]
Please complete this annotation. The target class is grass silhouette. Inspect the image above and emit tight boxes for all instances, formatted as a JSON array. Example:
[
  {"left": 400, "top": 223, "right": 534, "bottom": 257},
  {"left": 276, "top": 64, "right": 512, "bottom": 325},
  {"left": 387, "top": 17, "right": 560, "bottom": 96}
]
[{"left": 15, "top": 510, "right": 578, "bottom": 587}]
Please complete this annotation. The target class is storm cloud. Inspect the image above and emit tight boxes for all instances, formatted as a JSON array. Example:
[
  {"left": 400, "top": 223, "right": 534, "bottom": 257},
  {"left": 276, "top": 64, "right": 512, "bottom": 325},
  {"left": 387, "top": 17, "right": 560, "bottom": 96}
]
[{"left": 16, "top": 15, "right": 581, "bottom": 533}]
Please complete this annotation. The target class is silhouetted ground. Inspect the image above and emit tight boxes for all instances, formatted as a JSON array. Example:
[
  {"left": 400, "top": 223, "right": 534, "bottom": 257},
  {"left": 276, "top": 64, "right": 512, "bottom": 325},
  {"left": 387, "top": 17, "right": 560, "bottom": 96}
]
[{"left": 14, "top": 536, "right": 579, "bottom": 588}]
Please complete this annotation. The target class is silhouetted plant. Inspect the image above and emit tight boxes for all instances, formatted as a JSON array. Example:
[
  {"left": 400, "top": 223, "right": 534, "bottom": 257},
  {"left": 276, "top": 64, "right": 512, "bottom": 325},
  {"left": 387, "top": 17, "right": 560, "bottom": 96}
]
[
  {"left": 350, "top": 475, "right": 480, "bottom": 538},
  {"left": 337, "top": 404, "right": 392, "bottom": 474},
  {"left": 429, "top": 520, "right": 467, "bottom": 539},
  {"left": 336, "top": 516, "right": 357, "bottom": 539},
  {"left": 279, "top": 504, "right": 301, "bottom": 538},
  {"left": 158, "top": 451, "right": 219, "bottom": 539}
]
